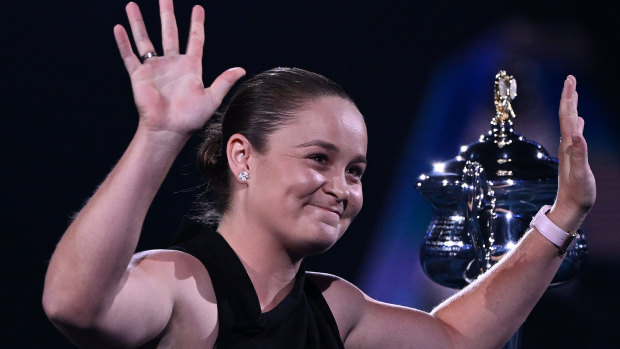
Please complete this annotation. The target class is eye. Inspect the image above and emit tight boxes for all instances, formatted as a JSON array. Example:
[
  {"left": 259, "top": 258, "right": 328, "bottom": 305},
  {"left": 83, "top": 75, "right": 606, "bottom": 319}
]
[
  {"left": 346, "top": 165, "right": 364, "bottom": 178},
  {"left": 309, "top": 154, "right": 328, "bottom": 164}
]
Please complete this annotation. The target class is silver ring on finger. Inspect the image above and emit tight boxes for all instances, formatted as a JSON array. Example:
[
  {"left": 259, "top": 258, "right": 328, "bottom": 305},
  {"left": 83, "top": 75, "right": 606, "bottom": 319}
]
[{"left": 140, "top": 51, "right": 159, "bottom": 63}]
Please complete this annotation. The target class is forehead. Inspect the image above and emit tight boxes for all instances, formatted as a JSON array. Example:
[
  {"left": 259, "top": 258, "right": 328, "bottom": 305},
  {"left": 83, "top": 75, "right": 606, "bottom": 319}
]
[{"left": 269, "top": 96, "right": 368, "bottom": 153}]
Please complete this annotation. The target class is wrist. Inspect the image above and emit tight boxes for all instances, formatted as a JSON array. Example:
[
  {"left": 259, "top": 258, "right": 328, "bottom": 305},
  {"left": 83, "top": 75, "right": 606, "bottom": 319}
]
[
  {"left": 546, "top": 202, "right": 587, "bottom": 233},
  {"left": 135, "top": 124, "right": 192, "bottom": 150},
  {"left": 531, "top": 205, "right": 579, "bottom": 254}
]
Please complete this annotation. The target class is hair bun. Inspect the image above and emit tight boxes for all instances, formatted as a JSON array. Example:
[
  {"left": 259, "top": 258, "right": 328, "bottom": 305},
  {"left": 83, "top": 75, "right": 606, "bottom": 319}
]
[{"left": 197, "top": 120, "right": 226, "bottom": 179}]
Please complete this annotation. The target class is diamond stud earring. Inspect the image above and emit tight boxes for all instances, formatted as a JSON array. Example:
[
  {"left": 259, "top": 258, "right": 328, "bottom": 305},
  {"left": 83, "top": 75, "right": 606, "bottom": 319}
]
[{"left": 238, "top": 170, "right": 249, "bottom": 183}]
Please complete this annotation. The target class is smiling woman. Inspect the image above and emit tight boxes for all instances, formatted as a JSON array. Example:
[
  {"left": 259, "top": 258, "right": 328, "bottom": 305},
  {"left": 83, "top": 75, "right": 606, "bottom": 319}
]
[
  {"left": 42, "top": 0, "right": 595, "bottom": 348},
  {"left": 222, "top": 94, "right": 367, "bottom": 257},
  {"left": 194, "top": 68, "right": 363, "bottom": 229}
]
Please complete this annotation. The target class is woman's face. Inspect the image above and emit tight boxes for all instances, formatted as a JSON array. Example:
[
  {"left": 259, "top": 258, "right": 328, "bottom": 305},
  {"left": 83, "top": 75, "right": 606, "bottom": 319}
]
[{"left": 246, "top": 96, "right": 367, "bottom": 256}]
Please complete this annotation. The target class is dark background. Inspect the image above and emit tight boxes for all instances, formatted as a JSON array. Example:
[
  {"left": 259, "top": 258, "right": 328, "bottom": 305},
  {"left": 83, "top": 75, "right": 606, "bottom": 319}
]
[{"left": 3, "top": 0, "right": 619, "bottom": 347}]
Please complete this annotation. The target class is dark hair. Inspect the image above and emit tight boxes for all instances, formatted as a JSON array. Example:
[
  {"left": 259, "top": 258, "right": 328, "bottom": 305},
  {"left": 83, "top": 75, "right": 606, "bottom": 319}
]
[{"left": 195, "top": 67, "right": 354, "bottom": 224}]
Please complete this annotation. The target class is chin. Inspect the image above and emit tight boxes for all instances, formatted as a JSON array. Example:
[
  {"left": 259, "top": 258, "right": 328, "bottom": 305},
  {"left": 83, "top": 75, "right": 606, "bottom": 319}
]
[
  {"left": 296, "top": 223, "right": 346, "bottom": 257},
  {"left": 298, "top": 239, "right": 338, "bottom": 257}
]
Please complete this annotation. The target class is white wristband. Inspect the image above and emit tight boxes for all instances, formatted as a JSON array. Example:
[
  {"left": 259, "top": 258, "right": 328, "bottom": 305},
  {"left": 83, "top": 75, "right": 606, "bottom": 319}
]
[{"left": 530, "top": 205, "right": 578, "bottom": 254}]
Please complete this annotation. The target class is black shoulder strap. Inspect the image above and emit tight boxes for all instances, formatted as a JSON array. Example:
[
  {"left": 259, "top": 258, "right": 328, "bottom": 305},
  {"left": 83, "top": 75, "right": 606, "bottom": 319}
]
[
  {"left": 304, "top": 275, "right": 346, "bottom": 349},
  {"left": 169, "top": 220, "right": 264, "bottom": 340}
]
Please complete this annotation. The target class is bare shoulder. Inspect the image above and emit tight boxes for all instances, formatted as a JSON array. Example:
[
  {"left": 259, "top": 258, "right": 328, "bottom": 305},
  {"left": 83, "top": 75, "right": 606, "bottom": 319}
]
[
  {"left": 128, "top": 248, "right": 217, "bottom": 307},
  {"left": 305, "top": 272, "right": 449, "bottom": 349},
  {"left": 305, "top": 272, "right": 366, "bottom": 342},
  {"left": 130, "top": 249, "right": 207, "bottom": 274},
  {"left": 101, "top": 249, "right": 219, "bottom": 347},
  {"left": 305, "top": 272, "right": 363, "bottom": 298}
]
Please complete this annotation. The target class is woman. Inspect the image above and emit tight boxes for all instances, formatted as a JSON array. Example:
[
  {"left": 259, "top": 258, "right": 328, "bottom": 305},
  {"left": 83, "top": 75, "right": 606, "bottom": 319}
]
[{"left": 42, "top": 0, "right": 596, "bottom": 348}]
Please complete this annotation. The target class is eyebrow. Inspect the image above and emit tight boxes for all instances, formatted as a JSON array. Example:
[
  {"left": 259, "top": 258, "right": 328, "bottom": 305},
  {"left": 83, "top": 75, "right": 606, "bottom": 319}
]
[{"left": 296, "top": 140, "right": 367, "bottom": 164}]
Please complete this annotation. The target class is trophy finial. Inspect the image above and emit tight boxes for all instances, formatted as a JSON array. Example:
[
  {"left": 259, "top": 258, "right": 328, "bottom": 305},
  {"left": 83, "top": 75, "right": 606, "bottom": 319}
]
[{"left": 493, "top": 70, "right": 517, "bottom": 124}]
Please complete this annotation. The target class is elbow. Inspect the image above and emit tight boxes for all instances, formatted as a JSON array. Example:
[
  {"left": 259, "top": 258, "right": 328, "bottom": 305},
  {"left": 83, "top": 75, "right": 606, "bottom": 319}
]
[
  {"left": 432, "top": 313, "right": 509, "bottom": 349},
  {"left": 429, "top": 312, "right": 476, "bottom": 349},
  {"left": 42, "top": 285, "right": 100, "bottom": 330}
]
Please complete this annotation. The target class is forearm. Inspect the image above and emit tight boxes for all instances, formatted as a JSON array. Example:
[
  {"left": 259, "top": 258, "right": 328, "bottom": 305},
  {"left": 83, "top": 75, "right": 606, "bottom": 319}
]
[
  {"left": 431, "top": 227, "right": 565, "bottom": 349},
  {"left": 43, "top": 127, "right": 189, "bottom": 325}
]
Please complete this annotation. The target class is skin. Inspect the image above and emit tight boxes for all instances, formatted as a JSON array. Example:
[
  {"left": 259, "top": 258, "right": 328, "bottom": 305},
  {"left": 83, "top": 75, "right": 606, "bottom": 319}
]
[{"left": 42, "top": 0, "right": 596, "bottom": 348}]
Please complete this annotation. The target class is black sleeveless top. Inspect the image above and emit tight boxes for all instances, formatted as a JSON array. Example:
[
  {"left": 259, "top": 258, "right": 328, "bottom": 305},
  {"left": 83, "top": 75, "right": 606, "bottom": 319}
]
[{"left": 169, "top": 219, "right": 345, "bottom": 349}]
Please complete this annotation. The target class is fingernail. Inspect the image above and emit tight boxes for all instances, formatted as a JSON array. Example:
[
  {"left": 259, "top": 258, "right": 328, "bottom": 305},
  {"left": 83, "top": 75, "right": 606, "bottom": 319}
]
[
  {"left": 571, "top": 135, "right": 580, "bottom": 144},
  {"left": 566, "top": 79, "right": 573, "bottom": 98}
]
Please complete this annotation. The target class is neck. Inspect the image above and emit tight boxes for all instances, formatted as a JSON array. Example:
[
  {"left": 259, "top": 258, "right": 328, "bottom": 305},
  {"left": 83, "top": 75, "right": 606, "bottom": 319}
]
[{"left": 218, "top": 212, "right": 302, "bottom": 312}]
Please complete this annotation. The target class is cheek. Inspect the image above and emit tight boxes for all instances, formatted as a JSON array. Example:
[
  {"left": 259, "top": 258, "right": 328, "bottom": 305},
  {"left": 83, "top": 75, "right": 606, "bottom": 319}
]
[
  {"left": 284, "top": 169, "right": 326, "bottom": 199},
  {"left": 347, "top": 186, "right": 364, "bottom": 218}
]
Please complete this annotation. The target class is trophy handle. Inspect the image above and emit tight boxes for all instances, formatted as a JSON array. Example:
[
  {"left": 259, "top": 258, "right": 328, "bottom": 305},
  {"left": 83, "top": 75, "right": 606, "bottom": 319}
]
[{"left": 460, "top": 161, "right": 496, "bottom": 283}]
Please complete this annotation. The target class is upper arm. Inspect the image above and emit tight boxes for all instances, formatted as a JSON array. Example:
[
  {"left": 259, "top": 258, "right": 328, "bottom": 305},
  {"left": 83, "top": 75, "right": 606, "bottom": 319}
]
[
  {"left": 53, "top": 250, "right": 202, "bottom": 348},
  {"left": 310, "top": 273, "right": 457, "bottom": 349}
]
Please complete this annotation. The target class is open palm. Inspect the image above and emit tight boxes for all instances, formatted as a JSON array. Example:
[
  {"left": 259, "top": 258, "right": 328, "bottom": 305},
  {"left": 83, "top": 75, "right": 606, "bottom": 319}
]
[
  {"left": 552, "top": 76, "right": 596, "bottom": 231},
  {"left": 113, "top": 0, "right": 245, "bottom": 137}
]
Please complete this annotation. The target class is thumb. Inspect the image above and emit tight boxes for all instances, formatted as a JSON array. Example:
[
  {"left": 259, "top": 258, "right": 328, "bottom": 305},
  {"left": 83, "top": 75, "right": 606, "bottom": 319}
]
[
  {"left": 207, "top": 67, "right": 247, "bottom": 106},
  {"left": 569, "top": 133, "right": 589, "bottom": 176}
]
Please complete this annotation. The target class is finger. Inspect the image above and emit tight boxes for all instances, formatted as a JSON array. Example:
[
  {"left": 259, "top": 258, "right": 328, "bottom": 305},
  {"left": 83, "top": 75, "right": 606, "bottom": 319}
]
[
  {"left": 577, "top": 116, "right": 585, "bottom": 134},
  {"left": 558, "top": 75, "right": 579, "bottom": 142},
  {"left": 113, "top": 25, "right": 141, "bottom": 74},
  {"left": 159, "top": 0, "right": 179, "bottom": 54},
  {"left": 186, "top": 5, "right": 205, "bottom": 59},
  {"left": 207, "top": 68, "right": 247, "bottom": 105},
  {"left": 569, "top": 133, "right": 589, "bottom": 178},
  {"left": 126, "top": 2, "right": 157, "bottom": 57}
]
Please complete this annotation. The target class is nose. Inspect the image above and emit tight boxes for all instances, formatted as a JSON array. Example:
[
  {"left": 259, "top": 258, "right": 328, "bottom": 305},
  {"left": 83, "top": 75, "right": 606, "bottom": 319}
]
[{"left": 324, "top": 172, "right": 349, "bottom": 202}]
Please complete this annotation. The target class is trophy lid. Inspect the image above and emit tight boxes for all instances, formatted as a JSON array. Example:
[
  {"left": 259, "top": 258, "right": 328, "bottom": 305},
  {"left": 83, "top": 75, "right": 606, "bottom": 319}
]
[{"left": 438, "top": 71, "right": 557, "bottom": 181}]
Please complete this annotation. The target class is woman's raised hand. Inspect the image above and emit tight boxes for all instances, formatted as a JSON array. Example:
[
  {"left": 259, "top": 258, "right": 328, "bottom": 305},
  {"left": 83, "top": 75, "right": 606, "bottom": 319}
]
[
  {"left": 549, "top": 76, "right": 596, "bottom": 232},
  {"left": 113, "top": 0, "right": 245, "bottom": 138}
]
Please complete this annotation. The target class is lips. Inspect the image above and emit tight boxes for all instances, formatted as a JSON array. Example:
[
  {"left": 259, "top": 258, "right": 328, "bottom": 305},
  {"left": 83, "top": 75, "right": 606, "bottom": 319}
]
[{"left": 309, "top": 204, "right": 344, "bottom": 217}]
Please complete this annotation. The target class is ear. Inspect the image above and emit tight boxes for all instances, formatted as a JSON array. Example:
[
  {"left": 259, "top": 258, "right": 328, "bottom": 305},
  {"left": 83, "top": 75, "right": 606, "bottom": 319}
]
[{"left": 226, "top": 133, "right": 253, "bottom": 183}]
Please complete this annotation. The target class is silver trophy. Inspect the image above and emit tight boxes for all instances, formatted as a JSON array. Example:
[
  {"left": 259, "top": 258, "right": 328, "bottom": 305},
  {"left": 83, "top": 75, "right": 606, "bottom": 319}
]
[{"left": 416, "top": 71, "right": 588, "bottom": 348}]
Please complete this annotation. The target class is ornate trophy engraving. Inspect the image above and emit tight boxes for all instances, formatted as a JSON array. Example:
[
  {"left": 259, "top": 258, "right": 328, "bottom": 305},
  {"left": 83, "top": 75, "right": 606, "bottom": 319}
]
[{"left": 416, "top": 71, "right": 588, "bottom": 289}]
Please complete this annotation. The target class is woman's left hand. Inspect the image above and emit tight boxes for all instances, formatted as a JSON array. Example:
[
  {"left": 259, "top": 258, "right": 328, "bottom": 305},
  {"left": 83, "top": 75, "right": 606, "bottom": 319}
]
[
  {"left": 548, "top": 76, "right": 596, "bottom": 232},
  {"left": 113, "top": 0, "right": 245, "bottom": 140}
]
